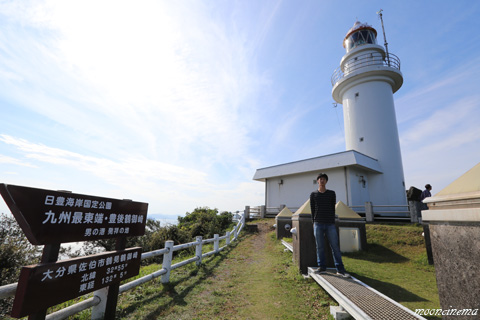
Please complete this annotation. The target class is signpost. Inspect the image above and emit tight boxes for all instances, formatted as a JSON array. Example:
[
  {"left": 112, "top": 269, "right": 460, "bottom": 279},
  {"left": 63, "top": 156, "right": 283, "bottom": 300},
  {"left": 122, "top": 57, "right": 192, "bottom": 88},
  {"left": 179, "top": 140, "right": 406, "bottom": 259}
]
[
  {"left": 0, "top": 184, "right": 148, "bottom": 245},
  {"left": 11, "top": 248, "right": 142, "bottom": 318},
  {"left": 0, "top": 184, "right": 148, "bottom": 319}
]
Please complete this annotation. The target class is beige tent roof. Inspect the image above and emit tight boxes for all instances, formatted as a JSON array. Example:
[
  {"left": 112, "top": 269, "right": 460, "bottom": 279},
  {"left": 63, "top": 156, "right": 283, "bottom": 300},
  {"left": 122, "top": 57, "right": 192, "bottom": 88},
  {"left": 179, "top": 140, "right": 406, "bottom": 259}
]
[
  {"left": 335, "top": 201, "right": 362, "bottom": 219},
  {"left": 277, "top": 207, "right": 293, "bottom": 217},
  {"left": 426, "top": 162, "right": 480, "bottom": 203}
]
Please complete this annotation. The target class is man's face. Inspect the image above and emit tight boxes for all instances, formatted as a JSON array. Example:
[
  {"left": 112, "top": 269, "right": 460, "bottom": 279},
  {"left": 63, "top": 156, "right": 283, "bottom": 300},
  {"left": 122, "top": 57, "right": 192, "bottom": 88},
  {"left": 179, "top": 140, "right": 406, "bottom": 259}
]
[{"left": 318, "top": 177, "right": 327, "bottom": 187}]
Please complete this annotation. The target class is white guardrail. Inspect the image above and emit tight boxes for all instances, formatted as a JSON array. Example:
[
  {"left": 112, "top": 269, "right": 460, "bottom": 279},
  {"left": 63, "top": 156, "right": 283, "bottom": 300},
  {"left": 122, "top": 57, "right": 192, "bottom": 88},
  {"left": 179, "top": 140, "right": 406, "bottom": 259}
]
[{"left": 0, "top": 213, "right": 246, "bottom": 320}]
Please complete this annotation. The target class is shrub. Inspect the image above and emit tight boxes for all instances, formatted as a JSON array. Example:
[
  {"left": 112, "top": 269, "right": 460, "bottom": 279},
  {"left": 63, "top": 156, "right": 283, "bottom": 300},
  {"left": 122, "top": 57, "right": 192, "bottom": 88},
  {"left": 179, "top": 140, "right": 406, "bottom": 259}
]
[
  {"left": 178, "top": 207, "right": 233, "bottom": 239},
  {"left": 0, "top": 213, "right": 41, "bottom": 316}
]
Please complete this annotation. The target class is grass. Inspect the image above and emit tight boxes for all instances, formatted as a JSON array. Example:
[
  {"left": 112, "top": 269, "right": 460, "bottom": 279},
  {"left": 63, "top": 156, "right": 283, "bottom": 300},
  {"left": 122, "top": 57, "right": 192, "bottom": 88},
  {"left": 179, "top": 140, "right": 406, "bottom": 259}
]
[
  {"left": 114, "top": 221, "right": 334, "bottom": 319},
  {"left": 5, "top": 221, "right": 441, "bottom": 319},
  {"left": 342, "top": 223, "right": 440, "bottom": 320}
]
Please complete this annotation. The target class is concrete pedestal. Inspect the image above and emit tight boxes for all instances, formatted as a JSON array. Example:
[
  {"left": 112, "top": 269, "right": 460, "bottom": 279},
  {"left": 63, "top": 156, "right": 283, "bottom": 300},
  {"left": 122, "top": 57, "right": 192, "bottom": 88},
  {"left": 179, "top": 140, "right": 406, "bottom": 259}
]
[
  {"left": 276, "top": 215, "right": 293, "bottom": 239},
  {"left": 337, "top": 220, "right": 367, "bottom": 252},
  {"left": 292, "top": 212, "right": 334, "bottom": 274},
  {"left": 422, "top": 163, "right": 480, "bottom": 318},
  {"left": 423, "top": 211, "right": 480, "bottom": 317}
]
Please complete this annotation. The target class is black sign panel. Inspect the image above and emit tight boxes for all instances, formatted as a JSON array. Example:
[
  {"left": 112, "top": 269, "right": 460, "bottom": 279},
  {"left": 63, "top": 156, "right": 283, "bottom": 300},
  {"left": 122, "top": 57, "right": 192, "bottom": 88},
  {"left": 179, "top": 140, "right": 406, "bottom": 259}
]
[
  {"left": 11, "top": 247, "right": 142, "bottom": 318},
  {"left": 0, "top": 184, "right": 148, "bottom": 245}
]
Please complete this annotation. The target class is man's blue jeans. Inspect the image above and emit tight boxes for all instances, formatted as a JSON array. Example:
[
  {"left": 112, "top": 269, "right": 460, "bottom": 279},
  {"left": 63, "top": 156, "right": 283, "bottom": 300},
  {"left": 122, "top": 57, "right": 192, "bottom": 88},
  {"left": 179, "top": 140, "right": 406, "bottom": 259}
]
[{"left": 313, "top": 222, "right": 345, "bottom": 272}]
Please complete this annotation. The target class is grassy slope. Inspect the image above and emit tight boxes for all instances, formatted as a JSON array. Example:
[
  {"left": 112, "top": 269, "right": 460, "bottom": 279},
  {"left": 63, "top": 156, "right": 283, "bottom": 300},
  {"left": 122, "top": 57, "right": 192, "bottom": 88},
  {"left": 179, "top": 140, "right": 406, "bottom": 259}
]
[
  {"left": 6, "top": 221, "right": 440, "bottom": 319},
  {"left": 342, "top": 223, "right": 440, "bottom": 320},
  {"left": 115, "top": 221, "right": 334, "bottom": 319}
]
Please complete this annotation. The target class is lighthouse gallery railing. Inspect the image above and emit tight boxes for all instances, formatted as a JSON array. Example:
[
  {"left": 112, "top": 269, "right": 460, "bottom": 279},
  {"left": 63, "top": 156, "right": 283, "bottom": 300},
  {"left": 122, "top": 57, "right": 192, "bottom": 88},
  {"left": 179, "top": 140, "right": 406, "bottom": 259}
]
[{"left": 331, "top": 52, "right": 401, "bottom": 86}]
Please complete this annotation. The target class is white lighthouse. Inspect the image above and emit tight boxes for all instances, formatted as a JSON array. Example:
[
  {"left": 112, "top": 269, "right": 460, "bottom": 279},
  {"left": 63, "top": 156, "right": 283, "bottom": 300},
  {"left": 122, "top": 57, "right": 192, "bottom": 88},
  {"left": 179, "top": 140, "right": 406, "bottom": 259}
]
[
  {"left": 253, "top": 19, "right": 409, "bottom": 217},
  {"left": 332, "top": 21, "right": 406, "bottom": 207}
]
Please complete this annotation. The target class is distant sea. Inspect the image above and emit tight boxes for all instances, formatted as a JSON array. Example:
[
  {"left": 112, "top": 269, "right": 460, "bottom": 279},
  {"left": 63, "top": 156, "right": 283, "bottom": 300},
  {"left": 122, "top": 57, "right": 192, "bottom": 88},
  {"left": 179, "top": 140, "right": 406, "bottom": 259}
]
[{"left": 147, "top": 213, "right": 180, "bottom": 226}]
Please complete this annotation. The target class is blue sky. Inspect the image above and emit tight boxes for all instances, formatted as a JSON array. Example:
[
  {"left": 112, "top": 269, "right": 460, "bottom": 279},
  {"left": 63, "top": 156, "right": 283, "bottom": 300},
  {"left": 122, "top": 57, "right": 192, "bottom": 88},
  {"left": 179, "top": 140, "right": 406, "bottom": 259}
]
[{"left": 1, "top": 0, "right": 479, "bottom": 221}]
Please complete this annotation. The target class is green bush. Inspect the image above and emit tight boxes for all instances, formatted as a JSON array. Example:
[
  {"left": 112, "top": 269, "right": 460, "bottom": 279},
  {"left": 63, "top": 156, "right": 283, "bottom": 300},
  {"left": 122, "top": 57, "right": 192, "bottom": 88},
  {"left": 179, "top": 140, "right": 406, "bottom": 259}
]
[
  {"left": 83, "top": 207, "right": 233, "bottom": 263},
  {"left": 178, "top": 207, "right": 233, "bottom": 239},
  {"left": 0, "top": 213, "right": 41, "bottom": 316}
]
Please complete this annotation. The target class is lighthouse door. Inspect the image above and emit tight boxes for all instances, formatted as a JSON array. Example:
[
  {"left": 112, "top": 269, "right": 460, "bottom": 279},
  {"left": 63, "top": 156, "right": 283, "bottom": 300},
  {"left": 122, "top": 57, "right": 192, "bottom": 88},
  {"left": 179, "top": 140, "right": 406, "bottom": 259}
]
[{"left": 350, "top": 171, "right": 370, "bottom": 206}]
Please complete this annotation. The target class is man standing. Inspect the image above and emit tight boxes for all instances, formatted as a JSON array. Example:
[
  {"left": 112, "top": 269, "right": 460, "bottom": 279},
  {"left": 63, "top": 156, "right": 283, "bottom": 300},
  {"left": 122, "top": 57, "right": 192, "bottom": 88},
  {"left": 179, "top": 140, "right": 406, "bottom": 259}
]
[
  {"left": 420, "top": 184, "right": 432, "bottom": 202},
  {"left": 420, "top": 184, "right": 432, "bottom": 211},
  {"left": 310, "top": 173, "right": 349, "bottom": 277}
]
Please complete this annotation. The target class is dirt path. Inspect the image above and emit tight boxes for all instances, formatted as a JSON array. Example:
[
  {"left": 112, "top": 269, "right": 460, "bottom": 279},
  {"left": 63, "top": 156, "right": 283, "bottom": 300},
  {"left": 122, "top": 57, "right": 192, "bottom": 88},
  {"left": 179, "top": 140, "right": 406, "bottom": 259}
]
[
  {"left": 206, "top": 220, "right": 331, "bottom": 319},
  {"left": 155, "top": 219, "right": 333, "bottom": 320}
]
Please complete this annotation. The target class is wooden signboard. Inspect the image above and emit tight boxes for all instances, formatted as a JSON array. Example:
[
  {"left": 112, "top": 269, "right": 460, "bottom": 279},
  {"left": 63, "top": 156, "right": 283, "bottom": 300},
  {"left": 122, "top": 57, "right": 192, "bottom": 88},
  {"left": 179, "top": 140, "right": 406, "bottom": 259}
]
[
  {"left": 0, "top": 184, "right": 148, "bottom": 245},
  {"left": 11, "top": 247, "right": 142, "bottom": 318}
]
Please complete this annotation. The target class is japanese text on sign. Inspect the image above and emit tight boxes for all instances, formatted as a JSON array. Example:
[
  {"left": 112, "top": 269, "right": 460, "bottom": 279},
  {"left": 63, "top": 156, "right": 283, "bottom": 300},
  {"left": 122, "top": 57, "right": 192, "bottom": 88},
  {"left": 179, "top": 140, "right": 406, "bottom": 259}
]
[{"left": 11, "top": 248, "right": 142, "bottom": 318}]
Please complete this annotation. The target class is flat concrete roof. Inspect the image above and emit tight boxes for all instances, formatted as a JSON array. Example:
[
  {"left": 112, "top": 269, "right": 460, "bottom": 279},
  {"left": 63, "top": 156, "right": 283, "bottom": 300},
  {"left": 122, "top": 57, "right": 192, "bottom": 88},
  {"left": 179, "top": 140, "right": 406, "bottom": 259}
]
[{"left": 253, "top": 150, "right": 382, "bottom": 181}]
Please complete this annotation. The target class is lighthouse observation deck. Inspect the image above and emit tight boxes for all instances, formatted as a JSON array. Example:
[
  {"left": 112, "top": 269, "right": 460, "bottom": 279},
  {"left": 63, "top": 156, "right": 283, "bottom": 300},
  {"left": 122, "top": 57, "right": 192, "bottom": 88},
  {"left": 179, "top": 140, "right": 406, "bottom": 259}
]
[{"left": 331, "top": 51, "right": 401, "bottom": 86}]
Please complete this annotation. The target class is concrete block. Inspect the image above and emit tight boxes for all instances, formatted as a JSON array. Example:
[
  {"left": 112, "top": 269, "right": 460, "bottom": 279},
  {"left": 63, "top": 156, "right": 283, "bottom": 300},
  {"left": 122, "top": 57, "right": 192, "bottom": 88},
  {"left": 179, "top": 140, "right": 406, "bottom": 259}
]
[{"left": 330, "top": 305, "right": 352, "bottom": 320}]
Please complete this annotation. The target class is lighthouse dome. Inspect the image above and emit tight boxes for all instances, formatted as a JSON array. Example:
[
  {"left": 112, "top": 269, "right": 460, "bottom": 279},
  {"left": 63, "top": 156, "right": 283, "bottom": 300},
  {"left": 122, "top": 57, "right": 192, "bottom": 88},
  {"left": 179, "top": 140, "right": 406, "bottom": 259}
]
[{"left": 343, "top": 21, "right": 377, "bottom": 52}]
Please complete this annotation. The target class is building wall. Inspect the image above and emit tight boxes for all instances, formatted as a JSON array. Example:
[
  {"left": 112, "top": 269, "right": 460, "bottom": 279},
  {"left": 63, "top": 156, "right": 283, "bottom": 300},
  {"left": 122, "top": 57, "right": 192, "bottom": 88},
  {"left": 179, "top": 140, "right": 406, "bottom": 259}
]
[
  {"left": 342, "top": 77, "right": 406, "bottom": 206},
  {"left": 346, "top": 167, "right": 371, "bottom": 207},
  {"left": 265, "top": 168, "right": 348, "bottom": 211}
]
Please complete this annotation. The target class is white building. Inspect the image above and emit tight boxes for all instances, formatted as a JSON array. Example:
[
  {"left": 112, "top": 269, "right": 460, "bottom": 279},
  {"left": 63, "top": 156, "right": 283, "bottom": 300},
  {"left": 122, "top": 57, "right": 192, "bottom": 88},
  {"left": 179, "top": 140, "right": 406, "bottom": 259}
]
[{"left": 253, "top": 21, "right": 407, "bottom": 216}]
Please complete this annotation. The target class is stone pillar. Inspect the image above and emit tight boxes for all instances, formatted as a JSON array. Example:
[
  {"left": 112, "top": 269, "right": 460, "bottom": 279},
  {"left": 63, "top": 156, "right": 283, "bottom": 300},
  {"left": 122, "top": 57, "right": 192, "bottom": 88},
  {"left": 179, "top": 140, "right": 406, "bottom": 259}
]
[
  {"left": 421, "top": 223, "right": 434, "bottom": 265},
  {"left": 422, "top": 163, "right": 480, "bottom": 318},
  {"left": 260, "top": 205, "right": 266, "bottom": 218},
  {"left": 276, "top": 215, "right": 292, "bottom": 239},
  {"left": 409, "top": 200, "right": 421, "bottom": 223},
  {"left": 276, "top": 207, "right": 293, "bottom": 239},
  {"left": 292, "top": 212, "right": 334, "bottom": 274},
  {"left": 365, "top": 201, "right": 374, "bottom": 222},
  {"left": 292, "top": 212, "right": 317, "bottom": 274}
]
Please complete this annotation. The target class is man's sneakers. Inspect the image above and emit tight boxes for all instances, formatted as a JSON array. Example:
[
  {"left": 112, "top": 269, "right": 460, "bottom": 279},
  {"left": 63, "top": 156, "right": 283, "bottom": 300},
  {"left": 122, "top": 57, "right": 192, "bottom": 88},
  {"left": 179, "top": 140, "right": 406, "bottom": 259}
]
[
  {"left": 313, "top": 268, "right": 350, "bottom": 277},
  {"left": 313, "top": 268, "right": 327, "bottom": 274},
  {"left": 336, "top": 271, "right": 351, "bottom": 278}
]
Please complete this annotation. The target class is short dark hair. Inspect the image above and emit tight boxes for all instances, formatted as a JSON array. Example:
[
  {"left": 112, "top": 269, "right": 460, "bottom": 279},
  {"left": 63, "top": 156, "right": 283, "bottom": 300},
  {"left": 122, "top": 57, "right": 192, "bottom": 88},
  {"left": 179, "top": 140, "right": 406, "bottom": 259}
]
[
  {"left": 317, "top": 173, "right": 328, "bottom": 181},
  {"left": 425, "top": 184, "right": 432, "bottom": 190}
]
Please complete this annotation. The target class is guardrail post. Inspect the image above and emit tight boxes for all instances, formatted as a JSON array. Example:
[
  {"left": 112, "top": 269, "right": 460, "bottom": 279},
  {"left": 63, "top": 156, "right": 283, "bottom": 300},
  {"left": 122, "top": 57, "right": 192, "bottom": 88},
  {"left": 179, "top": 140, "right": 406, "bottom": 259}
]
[
  {"left": 225, "top": 231, "right": 230, "bottom": 246},
  {"left": 238, "top": 213, "right": 245, "bottom": 234},
  {"left": 195, "top": 236, "right": 203, "bottom": 266},
  {"left": 91, "top": 287, "right": 108, "bottom": 320},
  {"left": 260, "top": 205, "right": 266, "bottom": 218},
  {"left": 161, "top": 241, "right": 174, "bottom": 284},
  {"left": 245, "top": 206, "right": 250, "bottom": 220},
  {"left": 409, "top": 200, "right": 421, "bottom": 223},
  {"left": 365, "top": 202, "right": 374, "bottom": 222},
  {"left": 214, "top": 234, "right": 219, "bottom": 253}
]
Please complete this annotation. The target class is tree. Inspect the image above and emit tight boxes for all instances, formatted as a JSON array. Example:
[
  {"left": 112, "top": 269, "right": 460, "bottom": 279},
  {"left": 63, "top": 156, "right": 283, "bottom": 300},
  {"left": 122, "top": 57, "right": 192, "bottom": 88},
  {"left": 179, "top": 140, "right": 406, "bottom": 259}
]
[
  {"left": 178, "top": 207, "right": 233, "bottom": 239},
  {"left": 0, "top": 213, "right": 41, "bottom": 316}
]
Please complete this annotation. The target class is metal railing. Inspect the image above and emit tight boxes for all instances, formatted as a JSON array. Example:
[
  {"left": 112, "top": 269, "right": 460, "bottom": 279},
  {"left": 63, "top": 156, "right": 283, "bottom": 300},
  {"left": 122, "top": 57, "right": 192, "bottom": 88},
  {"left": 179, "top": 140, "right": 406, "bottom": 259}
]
[
  {"left": 331, "top": 52, "right": 401, "bottom": 86},
  {"left": 263, "top": 202, "right": 412, "bottom": 223},
  {"left": 0, "top": 213, "right": 246, "bottom": 320}
]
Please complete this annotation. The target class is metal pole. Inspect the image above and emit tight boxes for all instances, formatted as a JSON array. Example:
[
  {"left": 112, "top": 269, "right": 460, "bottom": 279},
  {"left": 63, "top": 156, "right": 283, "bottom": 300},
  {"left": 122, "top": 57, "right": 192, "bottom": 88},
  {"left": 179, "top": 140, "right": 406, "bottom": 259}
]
[{"left": 377, "top": 9, "right": 390, "bottom": 66}]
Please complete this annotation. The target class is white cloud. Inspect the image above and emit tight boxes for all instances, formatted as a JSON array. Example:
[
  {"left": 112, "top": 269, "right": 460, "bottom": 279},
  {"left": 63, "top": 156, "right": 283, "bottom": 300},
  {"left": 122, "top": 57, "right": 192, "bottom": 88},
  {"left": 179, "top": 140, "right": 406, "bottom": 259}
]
[
  {"left": 0, "top": 134, "right": 207, "bottom": 186},
  {"left": 0, "top": 133, "right": 265, "bottom": 214},
  {"left": 0, "top": 0, "right": 265, "bottom": 162},
  {"left": 0, "top": 154, "right": 36, "bottom": 167}
]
